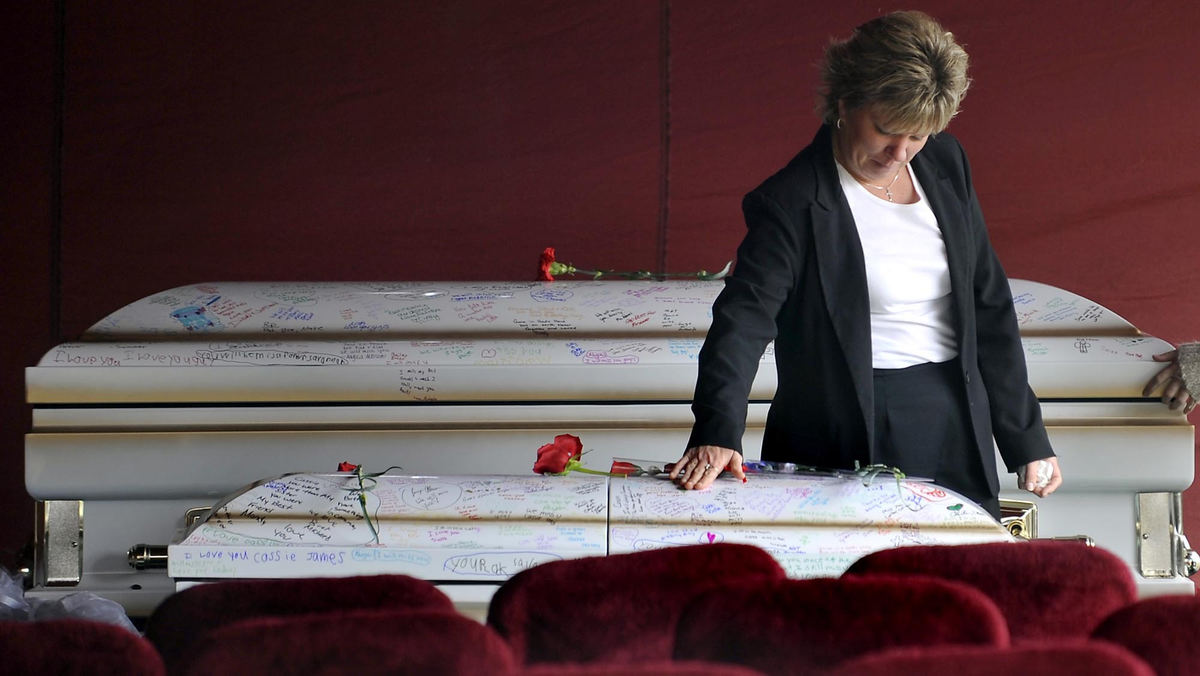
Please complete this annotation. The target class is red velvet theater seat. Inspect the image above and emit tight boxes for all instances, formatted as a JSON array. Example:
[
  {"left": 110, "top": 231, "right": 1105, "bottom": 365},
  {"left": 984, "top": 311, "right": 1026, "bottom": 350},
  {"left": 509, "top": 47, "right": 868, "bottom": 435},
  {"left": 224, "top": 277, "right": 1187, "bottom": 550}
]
[
  {"left": 145, "top": 574, "right": 453, "bottom": 673},
  {"left": 181, "top": 608, "right": 517, "bottom": 676},
  {"left": 672, "top": 574, "right": 1010, "bottom": 675},
  {"left": 1092, "top": 593, "right": 1200, "bottom": 676},
  {"left": 486, "top": 543, "right": 786, "bottom": 665},
  {"left": 843, "top": 540, "right": 1136, "bottom": 639},
  {"left": 826, "top": 640, "right": 1153, "bottom": 676},
  {"left": 522, "top": 661, "right": 766, "bottom": 675},
  {"left": 0, "top": 618, "right": 166, "bottom": 675}
]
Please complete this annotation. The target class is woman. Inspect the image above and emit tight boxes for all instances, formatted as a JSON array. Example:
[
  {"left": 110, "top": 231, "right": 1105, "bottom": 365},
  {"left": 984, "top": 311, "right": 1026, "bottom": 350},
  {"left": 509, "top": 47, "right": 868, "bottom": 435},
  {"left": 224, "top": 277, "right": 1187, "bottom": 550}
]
[{"left": 669, "top": 11, "right": 1060, "bottom": 517}]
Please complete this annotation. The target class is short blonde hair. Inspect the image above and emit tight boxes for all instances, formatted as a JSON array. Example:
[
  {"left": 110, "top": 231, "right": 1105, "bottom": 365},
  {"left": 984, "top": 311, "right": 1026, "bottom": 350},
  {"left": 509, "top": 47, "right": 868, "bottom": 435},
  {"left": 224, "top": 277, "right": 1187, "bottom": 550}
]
[{"left": 819, "top": 11, "right": 970, "bottom": 135}]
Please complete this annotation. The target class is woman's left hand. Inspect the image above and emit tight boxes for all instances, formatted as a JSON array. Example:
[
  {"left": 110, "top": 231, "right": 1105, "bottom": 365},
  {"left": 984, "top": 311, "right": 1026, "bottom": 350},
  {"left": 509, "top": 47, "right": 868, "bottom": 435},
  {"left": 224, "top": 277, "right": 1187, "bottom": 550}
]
[
  {"left": 1018, "top": 456, "right": 1062, "bottom": 498},
  {"left": 1144, "top": 349, "right": 1197, "bottom": 414}
]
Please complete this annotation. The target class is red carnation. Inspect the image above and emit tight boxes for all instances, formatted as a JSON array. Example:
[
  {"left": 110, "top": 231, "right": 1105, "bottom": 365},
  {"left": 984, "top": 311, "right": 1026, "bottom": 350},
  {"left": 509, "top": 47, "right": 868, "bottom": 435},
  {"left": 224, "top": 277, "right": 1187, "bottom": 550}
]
[{"left": 537, "top": 247, "right": 557, "bottom": 281}]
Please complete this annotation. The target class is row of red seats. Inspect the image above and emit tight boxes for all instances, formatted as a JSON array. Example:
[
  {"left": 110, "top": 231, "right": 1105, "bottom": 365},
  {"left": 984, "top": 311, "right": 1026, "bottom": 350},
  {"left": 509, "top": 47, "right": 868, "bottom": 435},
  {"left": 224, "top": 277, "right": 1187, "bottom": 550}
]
[
  {"left": 1, "top": 540, "right": 1194, "bottom": 674},
  {"left": 484, "top": 539, "right": 1167, "bottom": 674}
]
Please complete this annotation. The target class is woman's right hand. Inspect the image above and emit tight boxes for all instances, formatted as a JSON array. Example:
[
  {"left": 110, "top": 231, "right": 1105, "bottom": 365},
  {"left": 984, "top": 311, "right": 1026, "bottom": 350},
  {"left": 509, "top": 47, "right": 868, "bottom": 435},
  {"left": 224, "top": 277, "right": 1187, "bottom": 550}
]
[
  {"left": 1017, "top": 456, "right": 1062, "bottom": 498},
  {"left": 669, "top": 445, "right": 745, "bottom": 490}
]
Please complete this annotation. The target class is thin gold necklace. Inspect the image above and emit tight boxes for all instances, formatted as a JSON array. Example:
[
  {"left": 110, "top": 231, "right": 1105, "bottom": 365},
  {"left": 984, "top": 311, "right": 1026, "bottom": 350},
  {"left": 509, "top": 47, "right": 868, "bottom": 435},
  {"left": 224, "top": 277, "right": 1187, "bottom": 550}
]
[
  {"left": 833, "top": 137, "right": 905, "bottom": 202},
  {"left": 860, "top": 166, "right": 904, "bottom": 202}
]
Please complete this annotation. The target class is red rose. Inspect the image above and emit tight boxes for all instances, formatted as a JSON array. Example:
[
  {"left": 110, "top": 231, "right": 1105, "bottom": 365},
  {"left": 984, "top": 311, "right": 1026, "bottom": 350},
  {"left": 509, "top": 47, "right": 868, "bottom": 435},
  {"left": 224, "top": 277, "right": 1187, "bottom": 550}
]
[
  {"left": 537, "top": 247, "right": 556, "bottom": 281},
  {"left": 337, "top": 461, "right": 359, "bottom": 472},
  {"left": 533, "top": 433, "right": 583, "bottom": 474}
]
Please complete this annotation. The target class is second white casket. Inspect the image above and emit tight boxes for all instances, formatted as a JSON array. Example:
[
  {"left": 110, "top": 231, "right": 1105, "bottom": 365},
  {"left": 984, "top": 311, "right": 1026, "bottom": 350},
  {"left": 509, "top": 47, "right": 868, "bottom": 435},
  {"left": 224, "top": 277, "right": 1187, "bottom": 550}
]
[{"left": 169, "top": 471, "right": 1012, "bottom": 592}]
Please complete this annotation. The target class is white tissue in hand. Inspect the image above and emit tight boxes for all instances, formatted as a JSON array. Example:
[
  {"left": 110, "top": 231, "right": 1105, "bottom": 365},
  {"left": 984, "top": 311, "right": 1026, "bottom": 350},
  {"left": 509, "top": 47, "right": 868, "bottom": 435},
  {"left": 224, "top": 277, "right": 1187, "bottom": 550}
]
[
  {"left": 1034, "top": 461, "right": 1052, "bottom": 489},
  {"left": 1020, "top": 461, "right": 1054, "bottom": 490}
]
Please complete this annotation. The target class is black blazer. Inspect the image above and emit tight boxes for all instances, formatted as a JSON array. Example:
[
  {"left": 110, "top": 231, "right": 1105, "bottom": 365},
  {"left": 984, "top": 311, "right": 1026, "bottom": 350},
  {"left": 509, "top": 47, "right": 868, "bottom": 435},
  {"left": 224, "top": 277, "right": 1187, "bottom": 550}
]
[{"left": 687, "top": 125, "right": 1053, "bottom": 494}]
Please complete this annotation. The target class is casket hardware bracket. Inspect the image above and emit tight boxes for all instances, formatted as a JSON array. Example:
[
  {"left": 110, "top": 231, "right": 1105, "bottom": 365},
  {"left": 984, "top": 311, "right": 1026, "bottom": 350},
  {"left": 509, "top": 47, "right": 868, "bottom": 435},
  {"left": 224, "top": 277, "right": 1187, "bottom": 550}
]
[
  {"left": 184, "top": 505, "right": 212, "bottom": 527},
  {"left": 1136, "top": 492, "right": 1197, "bottom": 578},
  {"left": 126, "top": 506, "right": 213, "bottom": 571},
  {"left": 34, "top": 500, "right": 83, "bottom": 587},
  {"left": 998, "top": 498, "right": 1037, "bottom": 539}
]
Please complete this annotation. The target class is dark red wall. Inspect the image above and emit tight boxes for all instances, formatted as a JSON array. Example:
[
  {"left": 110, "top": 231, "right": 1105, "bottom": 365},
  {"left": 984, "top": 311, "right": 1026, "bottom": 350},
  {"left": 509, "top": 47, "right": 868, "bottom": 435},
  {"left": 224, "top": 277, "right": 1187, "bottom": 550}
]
[
  {"left": 4, "top": 1, "right": 1200, "bottom": 569},
  {"left": 1, "top": 2, "right": 56, "bottom": 569}
]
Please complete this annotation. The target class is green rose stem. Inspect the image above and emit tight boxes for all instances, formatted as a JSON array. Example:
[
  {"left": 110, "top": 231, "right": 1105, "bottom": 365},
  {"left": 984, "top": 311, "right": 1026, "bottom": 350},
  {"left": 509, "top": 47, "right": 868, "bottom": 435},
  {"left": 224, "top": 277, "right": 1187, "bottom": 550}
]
[
  {"left": 347, "top": 464, "right": 404, "bottom": 544},
  {"left": 853, "top": 461, "right": 921, "bottom": 512},
  {"left": 547, "top": 457, "right": 628, "bottom": 478},
  {"left": 549, "top": 260, "right": 732, "bottom": 281}
]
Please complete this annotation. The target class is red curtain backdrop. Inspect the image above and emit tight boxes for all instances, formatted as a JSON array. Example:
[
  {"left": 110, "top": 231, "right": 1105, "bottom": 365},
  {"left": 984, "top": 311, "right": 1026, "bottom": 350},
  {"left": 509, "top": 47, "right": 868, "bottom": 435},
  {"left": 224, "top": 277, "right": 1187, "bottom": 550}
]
[{"left": 3, "top": 1, "right": 1199, "bottom": 570}]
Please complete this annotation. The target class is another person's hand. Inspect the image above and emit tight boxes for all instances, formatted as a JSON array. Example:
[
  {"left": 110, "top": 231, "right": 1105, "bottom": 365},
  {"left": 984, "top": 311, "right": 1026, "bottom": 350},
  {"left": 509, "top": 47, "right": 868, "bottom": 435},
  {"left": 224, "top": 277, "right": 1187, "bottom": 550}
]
[
  {"left": 1144, "top": 349, "right": 1197, "bottom": 413},
  {"left": 1017, "top": 456, "right": 1062, "bottom": 498},
  {"left": 669, "top": 445, "right": 745, "bottom": 490}
]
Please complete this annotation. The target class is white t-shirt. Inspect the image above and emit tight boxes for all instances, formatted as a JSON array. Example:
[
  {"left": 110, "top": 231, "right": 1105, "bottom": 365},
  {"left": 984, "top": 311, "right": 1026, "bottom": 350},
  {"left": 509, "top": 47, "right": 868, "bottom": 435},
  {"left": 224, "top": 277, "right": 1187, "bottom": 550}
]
[{"left": 835, "top": 160, "right": 958, "bottom": 369}]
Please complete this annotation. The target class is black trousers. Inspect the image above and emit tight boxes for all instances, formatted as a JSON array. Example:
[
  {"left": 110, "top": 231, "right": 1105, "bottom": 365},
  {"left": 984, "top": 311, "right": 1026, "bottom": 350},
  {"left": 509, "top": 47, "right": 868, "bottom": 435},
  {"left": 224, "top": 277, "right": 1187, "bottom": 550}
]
[{"left": 873, "top": 358, "right": 1000, "bottom": 519}]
